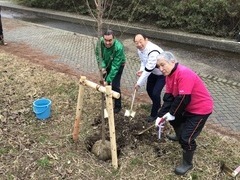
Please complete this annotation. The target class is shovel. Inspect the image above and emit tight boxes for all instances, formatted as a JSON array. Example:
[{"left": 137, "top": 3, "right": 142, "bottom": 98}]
[
  {"left": 124, "top": 89, "right": 136, "bottom": 118},
  {"left": 135, "top": 124, "right": 155, "bottom": 135},
  {"left": 104, "top": 108, "right": 108, "bottom": 118},
  {"left": 135, "top": 117, "right": 166, "bottom": 136}
]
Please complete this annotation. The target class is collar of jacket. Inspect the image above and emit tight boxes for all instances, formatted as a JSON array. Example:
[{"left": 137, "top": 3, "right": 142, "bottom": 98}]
[{"left": 169, "top": 63, "right": 179, "bottom": 76}]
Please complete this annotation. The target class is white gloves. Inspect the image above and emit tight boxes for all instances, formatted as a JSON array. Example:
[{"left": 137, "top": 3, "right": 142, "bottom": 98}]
[
  {"left": 155, "top": 117, "right": 165, "bottom": 127},
  {"left": 155, "top": 112, "right": 175, "bottom": 127},
  {"left": 163, "top": 112, "right": 175, "bottom": 121},
  {"left": 155, "top": 113, "right": 175, "bottom": 139},
  {"left": 101, "top": 68, "right": 107, "bottom": 75}
]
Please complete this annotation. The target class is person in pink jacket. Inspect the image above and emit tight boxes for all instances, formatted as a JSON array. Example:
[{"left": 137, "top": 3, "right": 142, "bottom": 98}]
[{"left": 155, "top": 51, "right": 213, "bottom": 175}]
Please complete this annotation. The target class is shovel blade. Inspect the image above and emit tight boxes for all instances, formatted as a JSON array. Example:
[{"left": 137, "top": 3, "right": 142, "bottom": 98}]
[
  {"left": 104, "top": 109, "right": 108, "bottom": 118},
  {"left": 130, "top": 111, "right": 136, "bottom": 118},
  {"left": 124, "top": 110, "right": 130, "bottom": 117},
  {"left": 124, "top": 110, "right": 136, "bottom": 118}
]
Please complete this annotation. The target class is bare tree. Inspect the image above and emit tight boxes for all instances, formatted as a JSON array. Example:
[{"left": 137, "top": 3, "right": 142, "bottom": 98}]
[
  {"left": 86, "top": 0, "right": 113, "bottom": 37},
  {"left": 84, "top": 0, "right": 140, "bottom": 147},
  {"left": 85, "top": 0, "right": 114, "bottom": 145}
]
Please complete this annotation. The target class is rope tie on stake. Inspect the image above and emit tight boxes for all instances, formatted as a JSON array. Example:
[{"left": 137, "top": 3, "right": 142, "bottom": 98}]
[{"left": 96, "top": 84, "right": 101, "bottom": 91}]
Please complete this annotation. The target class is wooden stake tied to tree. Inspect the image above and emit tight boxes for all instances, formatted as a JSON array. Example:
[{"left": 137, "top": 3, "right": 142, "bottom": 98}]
[{"left": 72, "top": 76, "right": 119, "bottom": 169}]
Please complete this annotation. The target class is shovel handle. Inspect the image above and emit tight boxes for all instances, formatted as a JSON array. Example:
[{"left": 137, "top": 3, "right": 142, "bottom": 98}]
[
  {"left": 137, "top": 117, "right": 167, "bottom": 135},
  {"left": 130, "top": 89, "right": 136, "bottom": 111},
  {"left": 137, "top": 124, "right": 155, "bottom": 135}
]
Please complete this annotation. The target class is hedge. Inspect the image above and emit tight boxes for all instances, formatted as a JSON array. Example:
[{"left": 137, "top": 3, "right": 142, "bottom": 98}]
[{"left": 15, "top": 0, "right": 240, "bottom": 39}]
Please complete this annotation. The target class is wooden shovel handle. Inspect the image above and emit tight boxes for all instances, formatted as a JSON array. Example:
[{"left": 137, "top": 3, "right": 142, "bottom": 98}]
[
  {"left": 137, "top": 124, "right": 155, "bottom": 135},
  {"left": 137, "top": 117, "right": 167, "bottom": 135},
  {"left": 130, "top": 89, "right": 136, "bottom": 111}
]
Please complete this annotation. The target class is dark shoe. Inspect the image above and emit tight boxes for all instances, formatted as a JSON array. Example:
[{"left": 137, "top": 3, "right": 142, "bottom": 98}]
[
  {"left": 114, "top": 107, "right": 122, "bottom": 114},
  {"left": 174, "top": 150, "right": 194, "bottom": 175},
  {"left": 0, "top": 40, "right": 7, "bottom": 46},
  {"left": 146, "top": 116, "right": 157, "bottom": 122}
]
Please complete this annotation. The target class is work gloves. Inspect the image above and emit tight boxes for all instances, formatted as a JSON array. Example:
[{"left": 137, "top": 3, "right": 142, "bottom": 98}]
[
  {"left": 155, "top": 112, "right": 175, "bottom": 139},
  {"left": 101, "top": 68, "right": 107, "bottom": 75},
  {"left": 163, "top": 112, "right": 175, "bottom": 121},
  {"left": 155, "top": 112, "right": 175, "bottom": 127},
  {"left": 155, "top": 117, "right": 165, "bottom": 127}
]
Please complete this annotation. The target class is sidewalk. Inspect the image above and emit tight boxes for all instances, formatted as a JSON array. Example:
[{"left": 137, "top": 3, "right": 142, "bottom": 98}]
[{"left": 1, "top": 1, "right": 240, "bottom": 133}]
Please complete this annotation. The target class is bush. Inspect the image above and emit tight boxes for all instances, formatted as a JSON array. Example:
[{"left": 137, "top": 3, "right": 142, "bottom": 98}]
[{"left": 15, "top": 0, "right": 240, "bottom": 38}]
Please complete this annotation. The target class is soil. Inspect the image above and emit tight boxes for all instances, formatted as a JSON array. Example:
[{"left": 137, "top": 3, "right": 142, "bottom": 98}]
[{"left": 85, "top": 112, "right": 172, "bottom": 160}]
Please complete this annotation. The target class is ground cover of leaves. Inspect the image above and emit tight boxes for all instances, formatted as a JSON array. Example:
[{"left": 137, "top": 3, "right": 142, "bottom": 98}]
[{"left": 0, "top": 50, "right": 240, "bottom": 180}]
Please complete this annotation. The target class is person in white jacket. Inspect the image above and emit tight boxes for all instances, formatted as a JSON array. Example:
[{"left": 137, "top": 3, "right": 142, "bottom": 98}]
[{"left": 134, "top": 34, "right": 165, "bottom": 122}]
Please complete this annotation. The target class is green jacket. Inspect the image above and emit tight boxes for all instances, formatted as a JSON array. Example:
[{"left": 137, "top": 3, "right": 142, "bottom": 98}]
[{"left": 96, "top": 37, "right": 126, "bottom": 83}]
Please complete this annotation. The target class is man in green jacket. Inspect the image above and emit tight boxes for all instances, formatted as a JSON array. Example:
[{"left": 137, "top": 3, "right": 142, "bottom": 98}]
[{"left": 96, "top": 29, "right": 126, "bottom": 113}]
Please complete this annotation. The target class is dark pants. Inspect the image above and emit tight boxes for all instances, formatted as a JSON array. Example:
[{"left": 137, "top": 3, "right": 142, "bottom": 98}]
[
  {"left": 169, "top": 112, "right": 211, "bottom": 151},
  {"left": 107, "top": 65, "right": 124, "bottom": 109},
  {"left": 146, "top": 74, "right": 165, "bottom": 117},
  {"left": 0, "top": 12, "right": 3, "bottom": 37}
]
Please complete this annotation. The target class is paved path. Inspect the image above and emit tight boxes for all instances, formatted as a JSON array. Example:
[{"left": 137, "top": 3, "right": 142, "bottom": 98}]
[{"left": 1, "top": 2, "right": 240, "bottom": 133}]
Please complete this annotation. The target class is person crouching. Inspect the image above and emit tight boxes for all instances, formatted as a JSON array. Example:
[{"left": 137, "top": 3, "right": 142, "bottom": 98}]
[{"left": 155, "top": 51, "right": 214, "bottom": 175}]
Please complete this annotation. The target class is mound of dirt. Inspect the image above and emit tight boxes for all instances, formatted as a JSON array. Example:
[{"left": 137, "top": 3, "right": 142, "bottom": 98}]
[{"left": 85, "top": 111, "right": 172, "bottom": 160}]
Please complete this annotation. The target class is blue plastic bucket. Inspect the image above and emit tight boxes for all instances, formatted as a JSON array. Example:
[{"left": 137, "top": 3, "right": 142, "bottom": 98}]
[{"left": 33, "top": 98, "right": 52, "bottom": 120}]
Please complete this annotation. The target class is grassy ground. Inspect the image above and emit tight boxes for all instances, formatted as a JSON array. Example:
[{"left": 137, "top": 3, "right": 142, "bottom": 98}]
[{"left": 0, "top": 51, "right": 239, "bottom": 180}]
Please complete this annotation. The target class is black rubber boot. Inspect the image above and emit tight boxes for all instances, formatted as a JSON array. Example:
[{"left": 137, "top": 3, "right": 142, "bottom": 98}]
[
  {"left": 166, "top": 126, "right": 181, "bottom": 141},
  {"left": 174, "top": 150, "right": 194, "bottom": 175}
]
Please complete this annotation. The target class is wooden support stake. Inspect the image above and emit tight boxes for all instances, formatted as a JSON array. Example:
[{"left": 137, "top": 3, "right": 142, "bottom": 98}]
[
  {"left": 72, "top": 76, "right": 86, "bottom": 142},
  {"left": 105, "top": 85, "right": 118, "bottom": 169},
  {"left": 72, "top": 76, "right": 119, "bottom": 168},
  {"left": 82, "top": 79, "right": 120, "bottom": 99}
]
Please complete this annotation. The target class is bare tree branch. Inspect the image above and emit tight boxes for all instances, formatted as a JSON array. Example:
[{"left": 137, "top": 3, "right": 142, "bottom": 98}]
[
  {"left": 86, "top": 0, "right": 97, "bottom": 21},
  {"left": 94, "top": 0, "right": 98, "bottom": 7},
  {"left": 104, "top": 0, "right": 114, "bottom": 21}
]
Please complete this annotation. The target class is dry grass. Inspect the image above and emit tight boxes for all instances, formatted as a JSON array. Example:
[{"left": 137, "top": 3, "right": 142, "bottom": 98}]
[{"left": 0, "top": 51, "right": 240, "bottom": 180}]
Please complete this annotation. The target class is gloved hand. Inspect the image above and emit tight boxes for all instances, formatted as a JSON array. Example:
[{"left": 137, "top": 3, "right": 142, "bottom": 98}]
[
  {"left": 134, "top": 84, "right": 140, "bottom": 91},
  {"left": 155, "top": 117, "right": 166, "bottom": 139},
  {"left": 101, "top": 68, "right": 107, "bottom": 74},
  {"left": 155, "top": 117, "right": 165, "bottom": 127},
  {"left": 101, "top": 68, "right": 107, "bottom": 78},
  {"left": 163, "top": 112, "right": 175, "bottom": 121}
]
